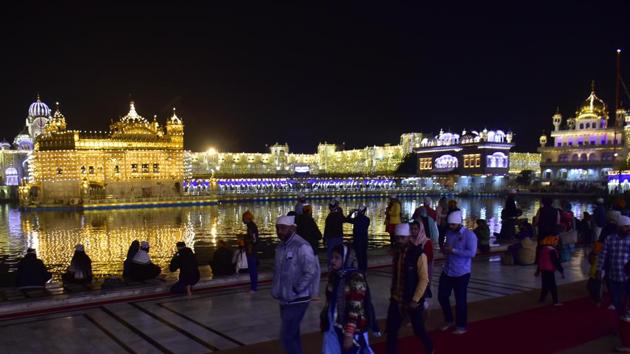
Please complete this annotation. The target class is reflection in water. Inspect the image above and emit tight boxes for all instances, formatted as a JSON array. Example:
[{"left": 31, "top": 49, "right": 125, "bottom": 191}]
[{"left": 0, "top": 197, "right": 596, "bottom": 279}]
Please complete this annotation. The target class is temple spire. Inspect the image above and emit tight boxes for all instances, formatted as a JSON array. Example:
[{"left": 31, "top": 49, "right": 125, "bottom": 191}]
[{"left": 128, "top": 101, "right": 138, "bottom": 117}]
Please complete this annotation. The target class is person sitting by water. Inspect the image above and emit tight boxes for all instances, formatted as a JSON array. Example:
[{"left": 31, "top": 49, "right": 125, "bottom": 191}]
[
  {"left": 211, "top": 240, "right": 235, "bottom": 276},
  {"left": 16, "top": 248, "right": 52, "bottom": 290},
  {"left": 473, "top": 219, "right": 491, "bottom": 254},
  {"left": 62, "top": 244, "right": 93, "bottom": 284},
  {"left": 169, "top": 242, "right": 200, "bottom": 296},
  {"left": 515, "top": 220, "right": 534, "bottom": 240},
  {"left": 506, "top": 220, "right": 537, "bottom": 265},
  {"left": 0, "top": 256, "right": 13, "bottom": 287},
  {"left": 126, "top": 241, "right": 161, "bottom": 281}
]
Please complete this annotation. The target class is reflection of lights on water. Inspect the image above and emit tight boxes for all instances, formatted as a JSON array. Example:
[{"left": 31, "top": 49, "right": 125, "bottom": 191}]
[
  {"left": 0, "top": 197, "right": 597, "bottom": 277},
  {"left": 27, "top": 230, "right": 39, "bottom": 252}
]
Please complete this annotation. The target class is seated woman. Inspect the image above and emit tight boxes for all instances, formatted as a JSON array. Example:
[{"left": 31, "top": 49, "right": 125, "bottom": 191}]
[
  {"left": 62, "top": 244, "right": 93, "bottom": 284},
  {"left": 507, "top": 220, "right": 537, "bottom": 265},
  {"left": 515, "top": 220, "right": 534, "bottom": 240},
  {"left": 125, "top": 241, "right": 161, "bottom": 281},
  {"left": 474, "top": 219, "right": 491, "bottom": 254},
  {"left": 210, "top": 240, "right": 235, "bottom": 276}
]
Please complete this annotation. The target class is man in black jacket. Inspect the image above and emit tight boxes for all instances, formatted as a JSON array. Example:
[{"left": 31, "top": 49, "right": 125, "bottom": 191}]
[
  {"left": 324, "top": 199, "right": 345, "bottom": 266},
  {"left": 169, "top": 242, "right": 200, "bottom": 296},
  {"left": 16, "top": 248, "right": 51, "bottom": 289}
]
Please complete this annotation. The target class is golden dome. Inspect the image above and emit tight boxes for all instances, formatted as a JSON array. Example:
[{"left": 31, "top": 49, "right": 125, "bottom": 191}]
[
  {"left": 577, "top": 81, "right": 607, "bottom": 118},
  {"left": 539, "top": 133, "right": 547, "bottom": 146}
]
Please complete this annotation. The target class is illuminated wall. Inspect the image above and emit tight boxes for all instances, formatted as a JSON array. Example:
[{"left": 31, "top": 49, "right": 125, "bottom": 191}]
[
  {"left": 508, "top": 152, "right": 541, "bottom": 175},
  {"left": 191, "top": 137, "right": 411, "bottom": 177}
]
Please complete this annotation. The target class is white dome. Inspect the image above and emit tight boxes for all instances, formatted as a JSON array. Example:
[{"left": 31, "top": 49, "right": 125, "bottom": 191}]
[
  {"left": 121, "top": 101, "right": 148, "bottom": 124},
  {"left": 13, "top": 134, "right": 33, "bottom": 150},
  {"left": 28, "top": 96, "right": 51, "bottom": 118}
]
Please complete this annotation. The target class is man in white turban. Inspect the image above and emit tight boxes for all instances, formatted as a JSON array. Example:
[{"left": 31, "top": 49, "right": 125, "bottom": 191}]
[{"left": 271, "top": 215, "right": 320, "bottom": 354}]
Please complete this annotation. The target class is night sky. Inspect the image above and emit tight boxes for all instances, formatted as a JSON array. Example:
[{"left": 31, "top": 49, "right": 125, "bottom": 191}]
[{"left": 2, "top": 2, "right": 629, "bottom": 153}]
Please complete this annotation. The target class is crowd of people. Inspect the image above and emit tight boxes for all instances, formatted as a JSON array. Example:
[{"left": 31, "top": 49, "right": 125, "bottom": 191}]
[
  {"left": 15, "top": 240, "right": 201, "bottom": 296},
  {"left": 14, "top": 192, "right": 630, "bottom": 353}
]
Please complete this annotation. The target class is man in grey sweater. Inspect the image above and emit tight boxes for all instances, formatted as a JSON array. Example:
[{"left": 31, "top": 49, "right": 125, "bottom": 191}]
[{"left": 272, "top": 215, "right": 320, "bottom": 354}]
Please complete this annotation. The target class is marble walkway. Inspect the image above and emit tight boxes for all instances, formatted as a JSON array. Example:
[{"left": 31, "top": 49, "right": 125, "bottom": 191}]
[{"left": 0, "top": 251, "right": 591, "bottom": 354}]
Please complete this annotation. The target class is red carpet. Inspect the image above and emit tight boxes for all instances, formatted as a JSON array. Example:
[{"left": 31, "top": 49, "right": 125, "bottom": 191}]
[{"left": 373, "top": 298, "right": 617, "bottom": 354}]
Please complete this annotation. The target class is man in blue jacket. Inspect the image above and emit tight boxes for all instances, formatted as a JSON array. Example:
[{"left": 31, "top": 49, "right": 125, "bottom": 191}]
[{"left": 438, "top": 210, "right": 477, "bottom": 335}]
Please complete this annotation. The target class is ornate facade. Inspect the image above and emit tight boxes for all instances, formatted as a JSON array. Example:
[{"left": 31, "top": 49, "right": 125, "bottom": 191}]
[
  {"left": 538, "top": 83, "right": 629, "bottom": 184},
  {"left": 20, "top": 102, "right": 186, "bottom": 206},
  {"left": 190, "top": 135, "right": 413, "bottom": 178},
  {"left": 413, "top": 128, "right": 514, "bottom": 192}
]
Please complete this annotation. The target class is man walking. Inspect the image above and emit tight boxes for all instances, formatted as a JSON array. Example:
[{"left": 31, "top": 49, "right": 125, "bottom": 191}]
[
  {"left": 386, "top": 223, "right": 434, "bottom": 354},
  {"left": 597, "top": 215, "right": 630, "bottom": 317},
  {"left": 272, "top": 215, "right": 320, "bottom": 354},
  {"left": 438, "top": 210, "right": 477, "bottom": 335}
]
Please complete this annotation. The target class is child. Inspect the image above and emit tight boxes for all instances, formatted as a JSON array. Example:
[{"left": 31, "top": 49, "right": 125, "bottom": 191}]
[
  {"left": 536, "top": 235, "right": 564, "bottom": 306},
  {"left": 473, "top": 219, "right": 491, "bottom": 254},
  {"left": 586, "top": 241, "right": 603, "bottom": 306}
]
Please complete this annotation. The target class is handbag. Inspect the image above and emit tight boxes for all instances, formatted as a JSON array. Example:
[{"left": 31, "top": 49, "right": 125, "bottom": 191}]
[{"left": 235, "top": 250, "right": 248, "bottom": 271}]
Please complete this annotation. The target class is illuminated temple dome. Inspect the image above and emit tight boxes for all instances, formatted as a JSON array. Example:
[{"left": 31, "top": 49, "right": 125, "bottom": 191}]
[
  {"left": 45, "top": 102, "right": 67, "bottom": 133},
  {"left": 111, "top": 101, "right": 158, "bottom": 135},
  {"left": 28, "top": 95, "right": 51, "bottom": 118},
  {"left": 577, "top": 81, "right": 607, "bottom": 118},
  {"left": 120, "top": 101, "right": 149, "bottom": 124}
]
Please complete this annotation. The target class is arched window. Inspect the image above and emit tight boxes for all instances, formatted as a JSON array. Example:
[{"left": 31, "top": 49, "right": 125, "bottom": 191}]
[
  {"left": 435, "top": 155, "right": 458, "bottom": 169},
  {"left": 4, "top": 167, "right": 18, "bottom": 186},
  {"left": 571, "top": 154, "right": 579, "bottom": 161},
  {"left": 486, "top": 152, "right": 508, "bottom": 168},
  {"left": 580, "top": 153, "right": 587, "bottom": 161},
  {"left": 588, "top": 153, "right": 598, "bottom": 161}
]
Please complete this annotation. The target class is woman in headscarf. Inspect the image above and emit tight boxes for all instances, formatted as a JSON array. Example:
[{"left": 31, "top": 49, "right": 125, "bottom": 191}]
[
  {"left": 413, "top": 206, "right": 439, "bottom": 245},
  {"left": 127, "top": 241, "right": 161, "bottom": 281},
  {"left": 321, "top": 244, "right": 374, "bottom": 354},
  {"left": 62, "top": 244, "right": 93, "bottom": 284}
]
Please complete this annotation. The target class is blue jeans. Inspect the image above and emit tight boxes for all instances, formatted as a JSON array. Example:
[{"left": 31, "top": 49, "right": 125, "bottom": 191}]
[
  {"left": 609, "top": 280, "right": 627, "bottom": 316},
  {"left": 247, "top": 254, "right": 258, "bottom": 291},
  {"left": 279, "top": 302, "right": 309, "bottom": 354},
  {"left": 438, "top": 272, "right": 471, "bottom": 329},
  {"left": 386, "top": 301, "right": 433, "bottom": 354},
  {"left": 326, "top": 237, "right": 343, "bottom": 267}
]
